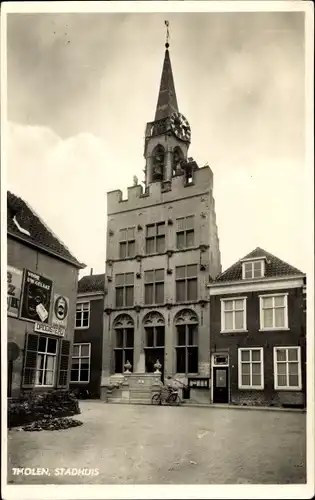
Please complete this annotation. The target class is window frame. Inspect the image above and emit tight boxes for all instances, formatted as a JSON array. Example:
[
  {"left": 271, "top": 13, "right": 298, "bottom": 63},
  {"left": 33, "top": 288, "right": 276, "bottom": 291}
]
[
  {"left": 242, "top": 260, "right": 265, "bottom": 279},
  {"left": 145, "top": 222, "right": 166, "bottom": 255},
  {"left": 273, "top": 346, "right": 302, "bottom": 391},
  {"left": 175, "top": 264, "right": 198, "bottom": 302},
  {"left": 176, "top": 216, "right": 195, "bottom": 249},
  {"left": 115, "top": 273, "right": 134, "bottom": 308},
  {"left": 238, "top": 347, "right": 264, "bottom": 390},
  {"left": 175, "top": 322, "right": 199, "bottom": 375},
  {"left": 220, "top": 297, "right": 247, "bottom": 333},
  {"left": 259, "top": 293, "right": 289, "bottom": 331},
  {"left": 70, "top": 343, "right": 91, "bottom": 383},
  {"left": 75, "top": 301, "right": 90, "bottom": 329},
  {"left": 119, "top": 227, "right": 136, "bottom": 260},
  {"left": 113, "top": 326, "right": 134, "bottom": 373},
  {"left": 144, "top": 269, "right": 165, "bottom": 305},
  {"left": 35, "top": 336, "right": 58, "bottom": 387}
]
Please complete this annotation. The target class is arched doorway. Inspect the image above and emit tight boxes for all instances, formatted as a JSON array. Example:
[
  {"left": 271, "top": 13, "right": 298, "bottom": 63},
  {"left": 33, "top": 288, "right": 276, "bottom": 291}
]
[{"left": 143, "top": 311, "right": 165, "bottom": 381}]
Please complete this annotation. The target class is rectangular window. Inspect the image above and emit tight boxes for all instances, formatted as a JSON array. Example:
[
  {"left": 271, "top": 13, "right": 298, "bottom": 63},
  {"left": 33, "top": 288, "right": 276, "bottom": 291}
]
[
  {"left": 238, "top": 348, "right": 264, "bottom": 389},
  {"left": 175, "top": 323, "right": 198, "bottom": 374},
  {"left": 145, "top": 222, "right": 165, "bottom": 254},
  {"left": 144, "top": 269, "right": 164, "bottom": 304},
  {"left": 35, "top": 336, "right": 58, "bottom": 386},
  {"left": 242, "top": 260, "right": 264, "bottom": 279},
  {"left": 259, "top": 294, "right": 288, "bottom": 330},
  {"left": 221, "top": 297, "right": 247, "bottom": 332},
  {"left": 119, "top": 227, "right": 136, "bottom": 259},
  {"left": 75, "top": 302, "right": 90, "bottom": 329},
  {"left": 71, "top": 343, "right": 91, "bottom": 383},
  {"left": 175, "top": 264, "right": 198, "bottom": 302},
  {"left": 274, "top": 347, "right": 302, "bottom": 390},
  {"left": 115, "top": 273, "right": 134, "bottom": 307},
  {"left": 176, "top": 216, "right": 195, "bottom": 249}
]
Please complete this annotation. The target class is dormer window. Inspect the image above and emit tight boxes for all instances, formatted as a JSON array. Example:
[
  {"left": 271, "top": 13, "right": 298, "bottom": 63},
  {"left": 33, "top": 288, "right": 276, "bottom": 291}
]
[{"left": 242, "top": 260, "right": 265, "bottom": 279}]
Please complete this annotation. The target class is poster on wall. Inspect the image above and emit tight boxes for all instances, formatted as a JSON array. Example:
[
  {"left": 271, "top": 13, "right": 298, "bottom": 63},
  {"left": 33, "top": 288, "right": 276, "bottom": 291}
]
[
  {"left": 20, "top": 269, "right": 53, "bottom": 323},
  {"left": 7, "top": 266, "right": 24, "bottom": 318},
  {"left": 52, "top": 294, "right": 69, "bottom": 329}
]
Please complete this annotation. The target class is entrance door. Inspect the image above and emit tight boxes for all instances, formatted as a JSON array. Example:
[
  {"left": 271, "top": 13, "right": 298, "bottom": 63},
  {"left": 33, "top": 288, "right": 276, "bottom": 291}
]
[{"left": 213, "top": 367, "right": 229, "bottom": 403}]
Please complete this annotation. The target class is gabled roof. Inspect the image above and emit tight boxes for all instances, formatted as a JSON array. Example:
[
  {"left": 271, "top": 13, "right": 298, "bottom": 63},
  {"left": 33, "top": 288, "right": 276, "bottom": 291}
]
[
  {"left": 154, "top": 48, "right": 179, "bottom": 121},
  {"left": 215, "top": 247, "right": 304, "bottom": 283},
  {"left": 78, "top": 273, "right": 105, "bottom": 294},
  {"left": 7, "top": 191, "right": 85, "bottom": 269}
]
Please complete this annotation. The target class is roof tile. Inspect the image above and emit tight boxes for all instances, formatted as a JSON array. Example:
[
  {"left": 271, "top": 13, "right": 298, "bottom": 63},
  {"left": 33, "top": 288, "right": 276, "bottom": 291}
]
[
  {"left": 78, "top": 273, "right": 105, "bottom": 293},
  {"left": 7, "top": 191, "right": 85, "bottom": 269},
  {"left": 215, "top": 247, "right": 304, "bottom": 282}
]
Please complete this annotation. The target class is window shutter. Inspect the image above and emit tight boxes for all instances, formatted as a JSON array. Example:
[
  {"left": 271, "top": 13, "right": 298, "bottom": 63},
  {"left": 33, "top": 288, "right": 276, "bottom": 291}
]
[
  {"left": 57, "top": 339, "right": 71, "bottom": 388},
  {"left": 22, "top": 333, "right": 39, "bottom": 388}
]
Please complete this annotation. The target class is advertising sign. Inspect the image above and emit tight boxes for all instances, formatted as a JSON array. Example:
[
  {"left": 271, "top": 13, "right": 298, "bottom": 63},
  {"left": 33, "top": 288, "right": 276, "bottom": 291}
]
[
  {"left": 20, "top": 270, "right": 53, "bottom": 323},
  {"left": 7, "top": 266, "right": 24, "bottom": 318},
  {"left": 52, "top": 294, "right": 69, "bottom": 328},
  {"left": 34, "top": 322, "right": 65, "bottom": 337}
]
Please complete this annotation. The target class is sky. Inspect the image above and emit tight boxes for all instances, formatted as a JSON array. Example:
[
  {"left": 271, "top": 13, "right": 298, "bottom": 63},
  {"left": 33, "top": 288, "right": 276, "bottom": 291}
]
[{"left": 5, "top": 7, "right": 310, "bottom": 278}]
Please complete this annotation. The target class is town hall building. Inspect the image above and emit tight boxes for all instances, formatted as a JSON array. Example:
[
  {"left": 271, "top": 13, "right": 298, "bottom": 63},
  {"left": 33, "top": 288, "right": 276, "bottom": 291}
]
[{"left": 100, "top": 37, "right": 221, "bottom": 403}]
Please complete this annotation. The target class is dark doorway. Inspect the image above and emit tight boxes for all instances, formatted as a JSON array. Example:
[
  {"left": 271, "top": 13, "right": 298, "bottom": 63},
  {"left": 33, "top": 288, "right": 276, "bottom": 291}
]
[{"left": 213, "top": 367, "right": 229, "bottom": 403}]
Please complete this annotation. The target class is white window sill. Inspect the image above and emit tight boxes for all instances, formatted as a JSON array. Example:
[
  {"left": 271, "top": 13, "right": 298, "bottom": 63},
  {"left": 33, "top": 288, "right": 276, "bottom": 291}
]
[
  {"left": 221, "top": 329, "right": 248, "bottom": 334},
  {"left": 238, "top": 386, "right": 264, "bottom": 391},
  {"left": 34, "top": 385, "right": 54, "bottom": 388},
  {"left": 259, "top": 328, "right": 290, "bottom": 332},
  {"left": 75, "top": 326, "right": 90, "bottom": 330},
  {"left": 274, "top": 386, "right": 302, "bottom": 391},
  {"left": 70, "top": 380, "right": 90, "bottom": 384}
]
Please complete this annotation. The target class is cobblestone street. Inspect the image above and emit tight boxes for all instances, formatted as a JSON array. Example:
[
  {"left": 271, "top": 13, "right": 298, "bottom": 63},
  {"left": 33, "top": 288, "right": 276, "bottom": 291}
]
[{"left": 7, "top": 401, "right": 306, "bottom": 485}]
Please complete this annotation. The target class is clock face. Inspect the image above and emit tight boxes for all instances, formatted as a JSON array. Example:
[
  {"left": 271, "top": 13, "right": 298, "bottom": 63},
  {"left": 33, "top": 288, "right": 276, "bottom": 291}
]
[{"left": 170, "top": 112, "right": 191, "bottom": 142}]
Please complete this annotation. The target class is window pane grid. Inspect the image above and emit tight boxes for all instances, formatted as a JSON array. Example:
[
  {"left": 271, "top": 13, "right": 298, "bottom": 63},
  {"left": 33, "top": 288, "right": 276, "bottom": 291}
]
[
  {"left": 35, "top": 337, "right": 58, "bottom": 387},
  {"left": 76, "top": 302, "right": 90, "bottom": 328},
  {"left": 145, "top": 223, "right": 166, "bottom": 254},
  {"left": 239, "top": 349, "right": 263, "bottom": 389},
  {"left": 115, "top": 274, "right": 134, "bottom": 307},
  {"left": 261, "top": 295, "right": 287, "bottom": 329},
  {"left": 114, "top": 328, "right": 134, "bottom": 373},
  {"left": 274, "top": 347, "right": 301, "bottom": 389},
  {"left": 175, "top": 265, "right": 198, "bottom": 301},
  {"left": 71, "top": 343, "right": 91, "bottom": 383},
  {"left": 243, "top": 261, "right": 263, "bottom": 279},
  {"left": 222, "top": 299, "right": 245, "bottom": 331}
]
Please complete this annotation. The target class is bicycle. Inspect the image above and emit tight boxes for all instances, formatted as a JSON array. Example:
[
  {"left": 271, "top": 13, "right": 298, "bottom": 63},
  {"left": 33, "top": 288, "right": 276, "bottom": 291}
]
[{"left": 151, "top": 386, "right": 181, "bottom": 406}]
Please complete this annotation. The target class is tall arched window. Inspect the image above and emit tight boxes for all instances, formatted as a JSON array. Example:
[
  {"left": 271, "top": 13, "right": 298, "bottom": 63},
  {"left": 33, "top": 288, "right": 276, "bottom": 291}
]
[
  {"left": 143, "top": 311, "right": 165, "bottom": 376},
  {"left": 172, "top": 147, "right": 184, "bottom": 176},
  {"left": 152, "top": 145, "right": 165, "bottom": 182},
  {"left": 174, "top": 309, "right": 198, "bottom": 374},
  {"left": 113, "top": 314, "right": 134, "bottom": 373}
]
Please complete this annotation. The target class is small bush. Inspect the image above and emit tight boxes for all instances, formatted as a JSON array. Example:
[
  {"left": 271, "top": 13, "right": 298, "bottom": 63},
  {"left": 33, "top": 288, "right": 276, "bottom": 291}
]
[
  {"left": 8, "top": 390, "right": 80, "bottom": 428},
  {"left": 23, "top": 416, "right": 83, "bottom": 432}
]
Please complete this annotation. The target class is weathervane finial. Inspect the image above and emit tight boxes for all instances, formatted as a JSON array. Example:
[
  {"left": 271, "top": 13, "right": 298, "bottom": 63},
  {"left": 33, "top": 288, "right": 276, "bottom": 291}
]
[{"left": 165, "top": 20, "right": 170, "bottom": 48}]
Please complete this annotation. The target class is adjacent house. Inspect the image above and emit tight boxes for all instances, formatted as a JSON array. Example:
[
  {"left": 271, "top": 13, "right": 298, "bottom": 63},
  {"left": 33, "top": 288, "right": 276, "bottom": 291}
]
[
  {"left": 208, "top": 247, "right": 306, "bottom": 408},
  {"left": 70, "top": 271, "right": 105, "bottom": 398},
  {"left": 7, "top": 191, "right": 85, "bottom": 397}
]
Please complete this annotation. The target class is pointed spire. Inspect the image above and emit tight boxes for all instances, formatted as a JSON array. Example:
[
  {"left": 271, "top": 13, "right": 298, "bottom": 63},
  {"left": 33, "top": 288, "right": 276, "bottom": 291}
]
[{"left": 154, "top": 22, "right": 179, "bottom": 121}]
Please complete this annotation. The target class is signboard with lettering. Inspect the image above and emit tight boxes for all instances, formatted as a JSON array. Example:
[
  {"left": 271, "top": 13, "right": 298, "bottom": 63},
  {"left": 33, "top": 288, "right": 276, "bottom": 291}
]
[
  {"left": 7, "top": 266, "right": 24, "bottom": 318},
  {"left": 34, "top": 322, "right": 65, "bottom": 337},
  {"left": 20, "top": 270, "right": 53, "bottom": 323},
  {"left": 52, "top": 294, "right": 69, "bottom": 328}
]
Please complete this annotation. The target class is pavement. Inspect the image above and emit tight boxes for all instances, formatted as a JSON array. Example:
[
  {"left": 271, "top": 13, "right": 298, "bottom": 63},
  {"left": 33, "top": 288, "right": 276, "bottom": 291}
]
[{"left": 7, "top": 401, "right": 306, "bottom": 485}]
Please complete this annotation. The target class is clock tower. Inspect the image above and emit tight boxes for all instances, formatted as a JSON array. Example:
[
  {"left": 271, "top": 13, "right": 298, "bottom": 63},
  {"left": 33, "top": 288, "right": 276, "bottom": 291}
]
[{"left": 144, "top": 39, "right": 193, "bottom": 187}]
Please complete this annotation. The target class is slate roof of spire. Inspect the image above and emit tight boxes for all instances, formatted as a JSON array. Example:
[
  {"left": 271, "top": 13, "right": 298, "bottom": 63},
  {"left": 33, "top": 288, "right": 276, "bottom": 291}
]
[
  {"left": 154, "top": 49, "right": 179, "bottom": 121},
  {"left": 78, "top": 273, "right": 105, "bottom": 293},
  {"left": 215, "top": 247, "right": 304, "bottom": 283},
  {"left": 7, "top": 191, "right": 85, "bottom": 269}
]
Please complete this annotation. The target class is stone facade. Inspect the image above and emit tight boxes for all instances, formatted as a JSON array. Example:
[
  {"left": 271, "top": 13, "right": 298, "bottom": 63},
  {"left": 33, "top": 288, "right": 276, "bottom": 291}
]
[{"left": 101, "top": 46, "right": 221, "bottom": 401}]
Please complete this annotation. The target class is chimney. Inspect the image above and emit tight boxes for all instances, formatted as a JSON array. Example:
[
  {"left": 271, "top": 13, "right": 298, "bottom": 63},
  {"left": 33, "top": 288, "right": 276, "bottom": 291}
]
[{"left": 90, "top": 268, "right": 93, "bottom": 276}]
